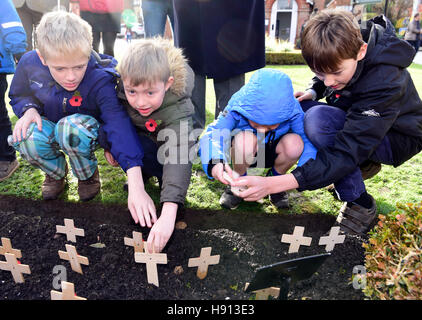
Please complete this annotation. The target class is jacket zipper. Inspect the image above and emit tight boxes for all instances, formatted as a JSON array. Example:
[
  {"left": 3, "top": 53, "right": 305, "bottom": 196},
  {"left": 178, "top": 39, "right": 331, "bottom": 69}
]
[{"left": 62, "top": 97, "right": 67, "bottom": 113}]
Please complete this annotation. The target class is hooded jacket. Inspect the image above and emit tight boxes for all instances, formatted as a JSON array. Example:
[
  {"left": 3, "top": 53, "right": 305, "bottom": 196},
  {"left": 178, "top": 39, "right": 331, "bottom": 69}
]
[
  {"left": 117, "top": 39, "right": 195, "bottom": 205},
  {"left": 1, "top": 0, "right": 27, "bottom": 74},
  {"left": 9, "top": 50, "right": 144, "bottom": 172},
  {"left": 199, "top": 68, "right": 317, "bottom": 178},
  {"left": 292, "top": 15, "right": 422, "bottom": 192}
]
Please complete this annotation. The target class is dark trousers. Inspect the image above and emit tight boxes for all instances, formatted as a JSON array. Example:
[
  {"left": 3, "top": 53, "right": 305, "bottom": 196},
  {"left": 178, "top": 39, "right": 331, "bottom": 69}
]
[
  {"left": 137, "top": 134, "right": 163, "bottom": 180},
  {"left": 92, "top": 31, "right": 118, "bottom": 57},
  {"left": 192, "top": 73, "right": 245, "bottom": 130},
  {"left": 301, "top": 101, "right": 394, "bottom": 202},
  {"left": 0, "top": 74, "right": 16, "bottom": 161},
  {"left": 16, "top": 3, "right": 43, "bottom": 52}
]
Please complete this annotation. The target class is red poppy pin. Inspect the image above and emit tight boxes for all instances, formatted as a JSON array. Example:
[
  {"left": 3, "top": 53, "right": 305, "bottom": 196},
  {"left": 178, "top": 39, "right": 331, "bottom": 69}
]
[
  {"left": 69, "top": 91, "right": 83, "bottom": 107},
  {"left": 145, "top": 119, "right": 158, "bottom": 132},
  {"left": 335, "top": 94, "right": 340, "bottom": 99}
]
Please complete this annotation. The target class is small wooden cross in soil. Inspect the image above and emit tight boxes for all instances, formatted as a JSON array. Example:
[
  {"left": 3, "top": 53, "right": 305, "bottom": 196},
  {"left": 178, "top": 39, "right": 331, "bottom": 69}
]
[
  {"left": 0, "top": 253, "right": 31, "bottom": 283},
  {"left": 0, "top": 237, "right": 22, "bottom": 259},
  {"left": 124, "top": 231, "right": 144, "bottom": 253},
  {"left": 134, "top": 249, "right": 167, "bottom": 287},
  {"left": 51, "top": 281, "right": 86, "bottom": 300},
  {"left": 58, "top": 244, "right": 89, "bottom": 274},
  {"left": 318, "top": 226, "right": 345, "bottom": 252},
  {"left": 188, "top": 247, "right": 220, "bottom": 279},
  {"left": 56, "top": 218, "right": 85, "bottom": 243},
  {"left": 281, "top": 226, "right": 312, "bottom": 253},
  {"left": 245, "top": 282, "right": 280, "bottom": 300}
]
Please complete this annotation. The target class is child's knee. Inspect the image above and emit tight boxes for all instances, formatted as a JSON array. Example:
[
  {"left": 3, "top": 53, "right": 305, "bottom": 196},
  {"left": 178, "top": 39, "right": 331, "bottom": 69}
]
[
  {"left": 55, "top": 114, "right": 99, "bottom": 151},
  {"left": 232, "top": 131, "right": 257, "bottom": 157},
  {"left": 277, "top": 133, "right": 304, "bottom": 160}
]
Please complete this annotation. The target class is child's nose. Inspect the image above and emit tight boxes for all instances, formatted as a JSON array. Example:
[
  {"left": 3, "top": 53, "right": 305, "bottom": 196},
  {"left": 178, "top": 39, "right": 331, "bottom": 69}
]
[{"left": 323, "top": 75, "right": 336, "bottom": 87}]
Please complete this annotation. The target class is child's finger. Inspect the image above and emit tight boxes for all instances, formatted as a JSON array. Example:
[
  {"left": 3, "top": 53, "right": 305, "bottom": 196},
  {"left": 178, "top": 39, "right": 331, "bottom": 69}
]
[
  {"left": 128, "top": 203, "right": 139, "bottom": 224},
  {"left": 143, "top": 206, "right": 152, "bottom": 228}
]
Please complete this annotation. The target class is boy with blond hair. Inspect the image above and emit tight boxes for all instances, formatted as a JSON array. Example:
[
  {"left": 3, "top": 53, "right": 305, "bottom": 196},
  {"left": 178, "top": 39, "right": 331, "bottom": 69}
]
[
  {"left": 232, "top": 10, "right": 422, "bottom": 236},
  {"left": 9, "top": 11, "right": 146, "bottom": 207},
  {"left": 104, "top": 38, "right": 195, "bottom": 253}
]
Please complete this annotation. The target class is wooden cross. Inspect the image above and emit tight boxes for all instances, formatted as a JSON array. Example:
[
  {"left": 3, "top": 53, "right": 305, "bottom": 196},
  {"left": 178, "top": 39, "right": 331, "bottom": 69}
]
[
  {"left": 134, "top": 249, "right": 167, "bottom": 287},
  {"left": 51, "top": 281, "right": 86, "bottom": 300},
  {"left": 188, "top": 247, "right": 220, "bottom": 279},
  {"left": 124, "top": 231, "right": 144, "bottom": 253},
  {"left": 281, "top": 226, "right": 312, "bottom": 253},
  {"left": 0, "top": 237, "right": 22, "bottom": 259},
  {"left": 56, "top": 218, "right": 85, "bottom": 243},
  {"left": 245, "top": 283, "right": 280, "bottom": 300},
  {"left": 58, "top": 244, "right": 89, "bottom": 274},
  {"left": 0, "top": 253, "right": 31, "bottom": 283},
  {"left": 318, "top": 226, "right": 345, "bottom": 252}
]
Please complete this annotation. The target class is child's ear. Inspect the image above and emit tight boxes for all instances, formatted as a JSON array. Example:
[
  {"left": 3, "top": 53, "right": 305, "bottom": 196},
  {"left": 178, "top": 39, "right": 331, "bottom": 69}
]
[
  {"left": 357, "top": 43, "right": 368, "bottom": 61},
  {"left": 36, "top": 49, "right": 47, "bottom": 66},
  {"left": 165, "top": 76, "right": 174, "bottom": 91}
]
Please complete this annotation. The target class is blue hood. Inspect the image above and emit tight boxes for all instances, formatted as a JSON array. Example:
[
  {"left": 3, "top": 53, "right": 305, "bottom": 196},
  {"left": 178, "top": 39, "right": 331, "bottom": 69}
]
[{"left": 227, "top": 68, "right": 298, "bottom": 125}]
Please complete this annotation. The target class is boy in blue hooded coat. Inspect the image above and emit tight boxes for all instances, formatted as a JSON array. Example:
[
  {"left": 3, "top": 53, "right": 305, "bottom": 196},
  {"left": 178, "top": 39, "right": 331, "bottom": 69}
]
[
  {"left": 0, "top": 0, "right": 26, "bottom": 182},
  {"left": 9, "top": 11, "right": 146, "bottom": 208},
  {"left": 199, "top": 68, "right": 317, "bottom": 209}
]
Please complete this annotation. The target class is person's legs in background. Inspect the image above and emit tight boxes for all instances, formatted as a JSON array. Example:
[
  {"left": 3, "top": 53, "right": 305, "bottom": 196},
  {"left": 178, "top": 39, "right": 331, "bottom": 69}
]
[
  {"left": 15, "top": 3, "right": 42, "bottom": 52},
  {"left": 102, "top": 31, "right": 117, "bottom": 57},
  {"left": 142, "top": 0, "right": 174, "bottom": 37},
  {"left": 0, "top": 74, "right": 19, "bottom": 181},
  {"left": 191, "top": 73, "right": 206, "bottom": 130},
  {"left": 213, "top": 74, "right": 245, "bottom": 118}
]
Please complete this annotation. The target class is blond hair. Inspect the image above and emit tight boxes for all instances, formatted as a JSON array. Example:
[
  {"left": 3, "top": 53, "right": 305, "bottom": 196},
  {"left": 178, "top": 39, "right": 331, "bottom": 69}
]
[
  {"left": 301, "top": 9, "right": 364, "bottom": 73},
  {"left": 118, "top": 37, "right": 174, "bottom": 86},
  {"left": 35, "top": 11, "right": 92, "bottom": 60}
]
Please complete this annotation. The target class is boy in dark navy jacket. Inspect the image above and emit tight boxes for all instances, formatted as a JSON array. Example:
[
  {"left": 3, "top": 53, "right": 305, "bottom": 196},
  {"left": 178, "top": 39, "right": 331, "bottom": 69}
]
[
  {"left": 9, "top": 11, "right": 145, "bottom": 206},
  {"left": 232, "top": 11, "right": 422, "bottom": 236}
]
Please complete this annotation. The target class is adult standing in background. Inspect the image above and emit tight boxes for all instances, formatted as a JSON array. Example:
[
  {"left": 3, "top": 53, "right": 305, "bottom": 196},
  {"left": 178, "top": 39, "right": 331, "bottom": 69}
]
[
  {"left": 70, "top": 0, "right": 123, "bottom": 57},
  {"left": 405, "top": 13, "right": 421, "bottom": 54},
  {"left": 1, "top": 0, "right": 27, "bottom": 182},
  {"left": 172, "top": 0, "right": 266, "bottom": 130},
  {"left": 12, "top": 0, "right": 69, "bottom": 52},
  {"left": 142, "top": 0, "right": 174, "bottom": 37}
]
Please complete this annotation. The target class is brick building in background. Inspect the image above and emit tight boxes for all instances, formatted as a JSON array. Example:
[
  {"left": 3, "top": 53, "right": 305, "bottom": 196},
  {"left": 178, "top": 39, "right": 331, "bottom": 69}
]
[{"left": 265, "top": 0, "right": 327, "bottom": 46}]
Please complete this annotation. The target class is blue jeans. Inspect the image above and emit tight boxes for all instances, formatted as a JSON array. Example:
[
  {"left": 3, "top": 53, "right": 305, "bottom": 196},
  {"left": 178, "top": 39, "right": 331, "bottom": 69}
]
[
  {"left": 302, "top": 102, "right": 394, "bottom": 202},
  {"left": 142, "top": 0, "right": 174, "bottom": 37}
]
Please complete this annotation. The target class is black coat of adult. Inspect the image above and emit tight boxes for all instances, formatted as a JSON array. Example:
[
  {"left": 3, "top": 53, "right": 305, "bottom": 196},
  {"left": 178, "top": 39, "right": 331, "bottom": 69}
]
[
  {"left": 172, "top": 0, "right": 265, "bottom": 80},
  {"left": 292, "top": 15, "right": 422, "bottom": 191}
]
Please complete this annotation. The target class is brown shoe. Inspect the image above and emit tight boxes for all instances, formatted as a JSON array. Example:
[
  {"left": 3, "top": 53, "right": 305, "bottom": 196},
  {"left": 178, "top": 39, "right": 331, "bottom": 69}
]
[
  {"left": 336, "top": 195, "right": 378, "bottom": 236},
  {"left": 78, "top": 168, "right": 101, "bottom": 201},
  {"left": 0, "top": 160, "right": 19, "bottom": 182},
  {"left": 42, "top": 165, "right": 68, "bottom": 200}
]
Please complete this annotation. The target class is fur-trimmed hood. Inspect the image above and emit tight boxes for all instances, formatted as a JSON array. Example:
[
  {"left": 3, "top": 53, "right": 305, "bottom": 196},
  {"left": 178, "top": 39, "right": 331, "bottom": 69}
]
[{"left": 156, "top": 38, "right": 190, "bottom": 97}]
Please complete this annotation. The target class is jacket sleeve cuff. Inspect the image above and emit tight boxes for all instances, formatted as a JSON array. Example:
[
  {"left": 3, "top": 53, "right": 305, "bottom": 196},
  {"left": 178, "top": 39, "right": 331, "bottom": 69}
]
[{"left": 291, "top": 168, "right": 307, "bottom": 192}]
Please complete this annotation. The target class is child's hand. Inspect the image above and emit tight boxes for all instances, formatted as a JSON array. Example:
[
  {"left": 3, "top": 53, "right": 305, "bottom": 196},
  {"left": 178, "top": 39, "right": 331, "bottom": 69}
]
[
  {"left": 294, "top": 91, "right": 313, "bottom": 102},
  {"left": 104, "top": 150, "right": 119, "bottom": 167},
  {"left": 231, "top": 175, "right": 271, "bottom": 201},
  {"left": 127, "top": 167, "right": 157, "bottom": 228},
  {"left": 211, "top": 163, "right": 234, "bottom": 185},
  {"left": 12, "top": 108, "right": 42, "bottom": 143},
  {"left": 146, "top": 202, "right": 177, "bottom": 253}
]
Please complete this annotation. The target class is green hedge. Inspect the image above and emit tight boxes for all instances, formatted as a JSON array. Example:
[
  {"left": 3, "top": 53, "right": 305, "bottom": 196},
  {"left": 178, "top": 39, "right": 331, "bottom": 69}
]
[{"left": 265, "top": 52, "right": 306, "bottom": 65}]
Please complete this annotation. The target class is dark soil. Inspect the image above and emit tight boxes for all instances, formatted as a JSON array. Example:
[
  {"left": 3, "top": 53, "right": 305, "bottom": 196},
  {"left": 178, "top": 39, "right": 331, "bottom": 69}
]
[{"left": 0, "top": 194, "right": 366, "bottom": 300}]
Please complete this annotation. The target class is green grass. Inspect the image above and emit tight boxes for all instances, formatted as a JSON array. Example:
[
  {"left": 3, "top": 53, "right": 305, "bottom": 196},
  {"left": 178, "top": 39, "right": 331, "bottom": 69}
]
[{"left": 2, "top": 64, "right": 421, "bottom": 219}]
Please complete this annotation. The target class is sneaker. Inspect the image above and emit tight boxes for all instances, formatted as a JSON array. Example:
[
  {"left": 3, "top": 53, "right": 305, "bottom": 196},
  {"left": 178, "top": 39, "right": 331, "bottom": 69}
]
[
  {"left": 269, "top": 191, "right": 289, "bottom": 209},
  {"left": 78, "top": 168, "right": 101, "bottom": 201},
  {"left": 219, "top": 188, "right": 243, "bottom": 210},
  {"left": 336, "top": 194, "right": 378, "bottom": 236},
  {"left": 42, "top": 164, "right": 68, "bottom": 200},
  {"left": 0, "top": 160, "right": 19, "bottom": 182},
  {"left": 360, "top": 160, "right": 381, "bottom": 180}
]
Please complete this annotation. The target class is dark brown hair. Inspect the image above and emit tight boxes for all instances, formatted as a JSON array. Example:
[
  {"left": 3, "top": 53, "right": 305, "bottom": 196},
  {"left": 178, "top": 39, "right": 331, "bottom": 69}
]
[{"left": 301, "top": 9, "right": 364, "bottom": 73}]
